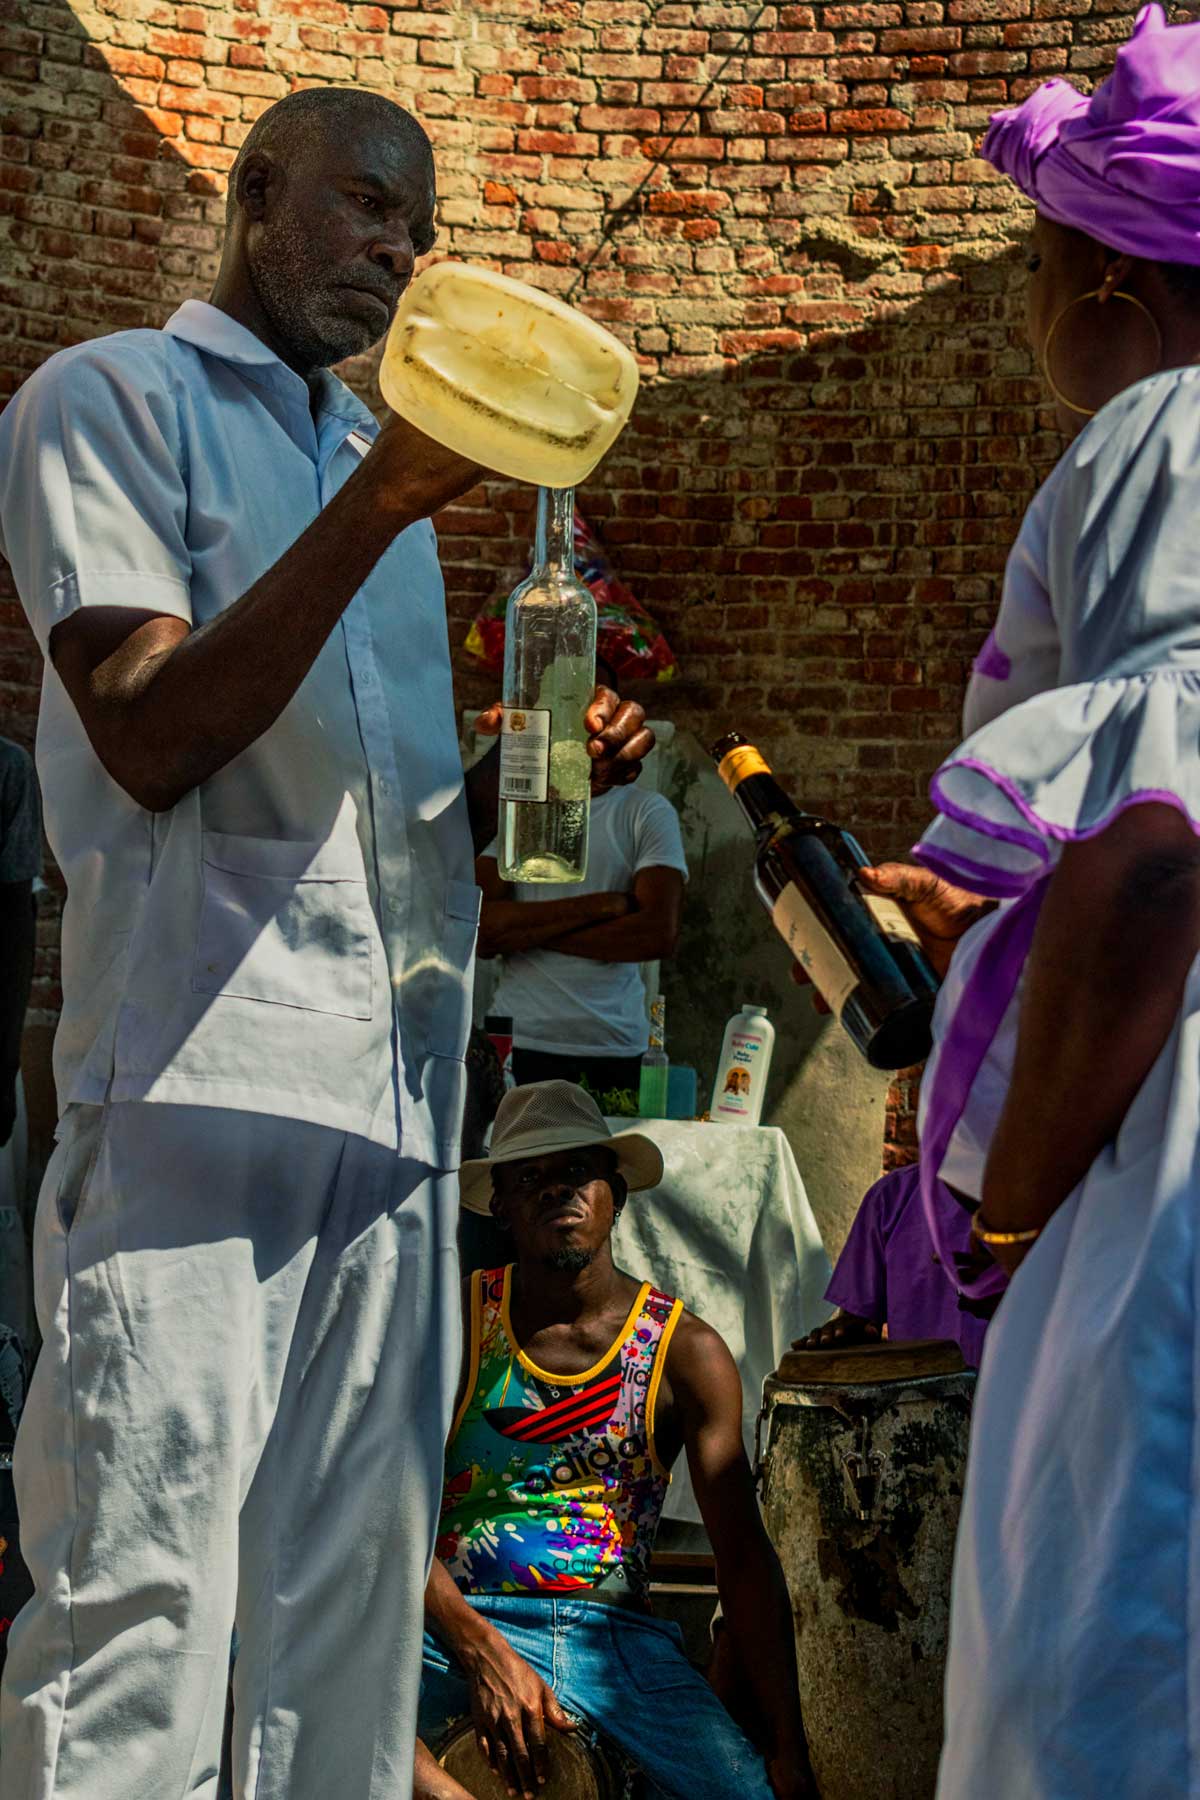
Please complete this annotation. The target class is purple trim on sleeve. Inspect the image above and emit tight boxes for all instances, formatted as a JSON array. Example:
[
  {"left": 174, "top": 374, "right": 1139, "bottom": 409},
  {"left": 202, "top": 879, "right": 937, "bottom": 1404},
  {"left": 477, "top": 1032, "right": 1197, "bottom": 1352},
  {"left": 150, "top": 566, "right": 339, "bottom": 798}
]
[
  {"left": 910, "top": 841, "right": 1034, "bottom": 900},
  {"left": 932, "top": 760, "right": 1200, "bottom": 851},
  {"left": 930, "top": 765, "right": 1050, "bottom": 858},
  {"left": 918, "top": 879, "right": 1047, "bottom": 1302},
  {"left": 972, "top": 631, "right": 1012, "bottom": 682}
]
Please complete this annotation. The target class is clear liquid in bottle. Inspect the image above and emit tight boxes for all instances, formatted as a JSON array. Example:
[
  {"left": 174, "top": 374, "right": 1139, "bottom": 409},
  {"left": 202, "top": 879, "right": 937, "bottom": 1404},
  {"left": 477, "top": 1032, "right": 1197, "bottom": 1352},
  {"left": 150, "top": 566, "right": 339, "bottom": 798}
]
[{"left": 498, "top": 487, "right": 597, "bottom": 884}]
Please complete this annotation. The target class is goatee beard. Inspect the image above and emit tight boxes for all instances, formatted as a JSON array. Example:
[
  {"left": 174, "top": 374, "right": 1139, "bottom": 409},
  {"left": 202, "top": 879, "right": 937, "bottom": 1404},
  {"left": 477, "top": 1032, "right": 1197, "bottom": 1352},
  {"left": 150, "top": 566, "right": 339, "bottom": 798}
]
[{"left": 549, "top": 1247, "right": 594, "bottom": 1274}]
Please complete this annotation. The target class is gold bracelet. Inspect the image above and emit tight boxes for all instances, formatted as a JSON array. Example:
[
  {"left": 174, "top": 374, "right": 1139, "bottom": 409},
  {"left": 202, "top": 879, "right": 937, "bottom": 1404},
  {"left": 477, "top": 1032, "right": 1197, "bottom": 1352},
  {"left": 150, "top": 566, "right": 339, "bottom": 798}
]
[{"left": 972, "top": 1214, "right": 1041, "bottom": 1247}]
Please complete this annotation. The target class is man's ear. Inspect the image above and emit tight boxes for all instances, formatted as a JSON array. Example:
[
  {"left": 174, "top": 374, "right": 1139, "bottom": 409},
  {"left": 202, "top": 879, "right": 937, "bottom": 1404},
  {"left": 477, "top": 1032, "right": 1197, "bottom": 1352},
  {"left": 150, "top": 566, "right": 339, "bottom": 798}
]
[
  {"left": 236, "top": 151, "right": 278, "bottom": 224},
  {"left": 610, "top": 1171, "right": 629, "bottom": 1221}
]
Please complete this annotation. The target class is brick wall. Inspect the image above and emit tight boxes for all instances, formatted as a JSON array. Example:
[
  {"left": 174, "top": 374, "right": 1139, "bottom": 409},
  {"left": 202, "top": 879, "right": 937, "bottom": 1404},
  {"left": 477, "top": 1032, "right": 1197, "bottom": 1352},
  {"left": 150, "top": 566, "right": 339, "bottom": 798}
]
[{"left": 0, "top": 0, "right": 1140, "bottom": 1118}]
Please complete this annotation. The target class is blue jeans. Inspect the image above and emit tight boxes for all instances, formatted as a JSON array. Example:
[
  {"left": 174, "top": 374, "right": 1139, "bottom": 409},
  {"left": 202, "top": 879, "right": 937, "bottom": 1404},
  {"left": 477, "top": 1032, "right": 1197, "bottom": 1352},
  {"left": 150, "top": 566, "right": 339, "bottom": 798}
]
[{"left": 419, "top": 1594, "right": 775, "bottom": 1800}]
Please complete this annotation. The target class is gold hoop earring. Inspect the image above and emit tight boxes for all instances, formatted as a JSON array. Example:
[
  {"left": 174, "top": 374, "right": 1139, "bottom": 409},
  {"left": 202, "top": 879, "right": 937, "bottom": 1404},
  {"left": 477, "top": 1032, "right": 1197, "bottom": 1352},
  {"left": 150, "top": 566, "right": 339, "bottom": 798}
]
[{"left": 1042, "top": 288, "right": 1163, "bottom": 418}]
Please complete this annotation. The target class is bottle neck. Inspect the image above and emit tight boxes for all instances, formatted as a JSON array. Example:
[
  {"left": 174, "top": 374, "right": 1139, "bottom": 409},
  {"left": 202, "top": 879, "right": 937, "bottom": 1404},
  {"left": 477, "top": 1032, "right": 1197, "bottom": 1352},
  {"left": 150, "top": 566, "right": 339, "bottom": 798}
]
[
  {"left": 727, "top": 769, "right": 804, "bottom": 834},
  {"left": 533, "top": 486, "right": 576, "bottom": 573}
]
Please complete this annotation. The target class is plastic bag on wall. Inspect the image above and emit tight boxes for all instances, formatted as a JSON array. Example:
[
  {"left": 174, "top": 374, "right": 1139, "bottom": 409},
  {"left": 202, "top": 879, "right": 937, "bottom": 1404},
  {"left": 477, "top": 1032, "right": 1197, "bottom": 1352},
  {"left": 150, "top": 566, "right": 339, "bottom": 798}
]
[{"left": 463, "top": 509, "right": 679, "bottom": 684}]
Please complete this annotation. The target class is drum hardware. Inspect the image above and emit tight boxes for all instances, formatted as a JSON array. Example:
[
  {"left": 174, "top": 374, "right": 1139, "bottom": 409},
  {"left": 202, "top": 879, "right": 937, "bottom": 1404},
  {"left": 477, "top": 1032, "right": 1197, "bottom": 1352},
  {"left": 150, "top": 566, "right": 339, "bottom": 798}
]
[{"left": 840, "top": 1439, "right": 888, "bottom": 1522}]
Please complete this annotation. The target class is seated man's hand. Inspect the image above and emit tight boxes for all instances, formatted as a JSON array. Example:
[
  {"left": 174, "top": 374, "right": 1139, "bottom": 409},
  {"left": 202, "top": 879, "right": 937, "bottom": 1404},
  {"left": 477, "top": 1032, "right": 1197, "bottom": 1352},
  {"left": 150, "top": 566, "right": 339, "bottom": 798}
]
[
  {"left": 463, "top": 1631, "right": 576, "bottom": 1799},
  {"left": 792, "top": 1310, "right": 880, "bottom": 1352},
  {"left": 475, "top": 688, "right": 654, "bottom": 796}
]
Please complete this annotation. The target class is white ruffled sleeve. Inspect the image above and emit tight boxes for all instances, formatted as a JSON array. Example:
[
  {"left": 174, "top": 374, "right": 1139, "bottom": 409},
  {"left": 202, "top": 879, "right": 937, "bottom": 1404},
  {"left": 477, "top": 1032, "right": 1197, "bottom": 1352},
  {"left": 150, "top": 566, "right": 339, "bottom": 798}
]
[
  {"left": 917, "top": 368, "right": 1200, "bottom": 896},
  {"left": 916, "top": 672, "right": 1200, "bottom": 896}
]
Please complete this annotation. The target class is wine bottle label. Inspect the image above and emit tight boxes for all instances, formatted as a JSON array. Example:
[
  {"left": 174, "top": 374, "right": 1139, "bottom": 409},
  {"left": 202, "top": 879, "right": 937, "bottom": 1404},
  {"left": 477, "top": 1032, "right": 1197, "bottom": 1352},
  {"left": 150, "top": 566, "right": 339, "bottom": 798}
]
[
  {"left": 718, "top": 744, "right": 771, "bottom": 791},
  {"left": 771, "top": 883, "right": 858, "bottom": 1019},
  {"left": 499, "top": 706, "right": 550, "bottom": 803},
  {"left": 864, "top": 894, "right": 922, "bottom": 947}
]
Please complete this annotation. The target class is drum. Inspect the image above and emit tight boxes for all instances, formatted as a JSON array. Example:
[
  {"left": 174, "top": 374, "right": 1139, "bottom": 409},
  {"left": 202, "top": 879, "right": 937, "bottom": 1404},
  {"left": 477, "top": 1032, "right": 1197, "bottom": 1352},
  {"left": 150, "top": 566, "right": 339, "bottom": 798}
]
[
  {"left": 758, "top": 1339, "right": 975, "bottom": 1800},
  {"left": 436, "top": 1716, "right": 634, "bottom": 1799}
]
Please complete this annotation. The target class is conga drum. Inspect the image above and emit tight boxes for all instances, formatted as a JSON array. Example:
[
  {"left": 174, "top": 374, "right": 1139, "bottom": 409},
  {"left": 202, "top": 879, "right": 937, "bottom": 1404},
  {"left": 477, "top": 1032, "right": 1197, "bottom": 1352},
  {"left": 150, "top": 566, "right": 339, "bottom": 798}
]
[
  {"left": 436, "top": 1716, "right": 634, "bottom": 1799},
  {"left": 758, "top": 1339, "right": 975, "bottom": 1800}
]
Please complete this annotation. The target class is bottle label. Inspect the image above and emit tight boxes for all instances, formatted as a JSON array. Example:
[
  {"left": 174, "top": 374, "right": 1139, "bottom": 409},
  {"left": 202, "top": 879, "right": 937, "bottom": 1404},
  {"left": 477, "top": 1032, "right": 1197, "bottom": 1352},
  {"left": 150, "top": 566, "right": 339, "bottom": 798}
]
[
  {"left": 864, "top": 894, "right": 922, "bottom": 947},
  {"left": 499, "top": 707, "right": 550, "bottom": 803},
  {"left": 772, "top": 883, "right": 858, "bottom": 1019},
  {"left": 718, "top": 744, "right": 771, "bottom": 791},
  {"left": 715, "top": 1031, "right": 762, "bottom": 1117}
]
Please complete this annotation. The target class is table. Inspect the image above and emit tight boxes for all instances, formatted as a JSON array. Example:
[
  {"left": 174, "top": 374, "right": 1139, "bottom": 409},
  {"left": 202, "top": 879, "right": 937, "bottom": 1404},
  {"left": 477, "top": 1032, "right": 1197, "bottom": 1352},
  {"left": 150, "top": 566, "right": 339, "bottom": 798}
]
[{"left": 610, "top": 1118, "right": 832, "bottom": 1524}]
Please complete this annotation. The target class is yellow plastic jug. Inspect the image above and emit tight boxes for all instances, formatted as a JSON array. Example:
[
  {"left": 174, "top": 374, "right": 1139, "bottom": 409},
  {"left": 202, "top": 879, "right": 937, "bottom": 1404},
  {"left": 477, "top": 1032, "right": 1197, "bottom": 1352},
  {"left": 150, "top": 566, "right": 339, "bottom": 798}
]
[{"left": 378, "top": 262, "right": 640, "bottom": 487}]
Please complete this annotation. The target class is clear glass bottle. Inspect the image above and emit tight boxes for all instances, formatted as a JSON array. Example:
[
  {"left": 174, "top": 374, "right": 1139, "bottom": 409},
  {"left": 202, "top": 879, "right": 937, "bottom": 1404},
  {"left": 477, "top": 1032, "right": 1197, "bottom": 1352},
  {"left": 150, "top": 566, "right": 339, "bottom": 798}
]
[
  {"left": 498, "top": 487, "right": 597, "bottom": 884},
  {"left": 638, "top": 994, "right": 669, "bottom": 1120}
]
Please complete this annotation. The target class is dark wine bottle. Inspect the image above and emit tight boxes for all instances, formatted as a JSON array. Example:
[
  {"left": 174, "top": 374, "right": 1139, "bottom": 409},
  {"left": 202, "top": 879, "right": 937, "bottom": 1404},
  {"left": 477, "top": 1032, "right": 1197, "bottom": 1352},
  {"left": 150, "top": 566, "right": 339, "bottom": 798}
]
[{"left": 711, "top": 731, "right": 940, "bottom": 1070}]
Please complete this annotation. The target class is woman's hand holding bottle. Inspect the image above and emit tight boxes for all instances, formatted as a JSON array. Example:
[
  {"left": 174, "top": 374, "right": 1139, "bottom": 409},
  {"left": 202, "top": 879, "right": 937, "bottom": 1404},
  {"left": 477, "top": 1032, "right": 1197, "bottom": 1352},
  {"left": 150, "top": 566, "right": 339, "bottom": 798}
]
[{"left": 790, "top": 864, "right": 995, "bottom": 1009}]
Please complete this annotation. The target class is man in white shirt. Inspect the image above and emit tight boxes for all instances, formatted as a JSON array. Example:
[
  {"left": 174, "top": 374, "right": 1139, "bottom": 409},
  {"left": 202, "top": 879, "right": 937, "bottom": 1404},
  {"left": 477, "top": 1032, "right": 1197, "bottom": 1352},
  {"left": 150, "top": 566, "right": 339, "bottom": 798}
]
[
  {"left": 0, "top": 87, "right": 649, "bottom": 1800},
  {"left": 478, "top": 673, "right": 686, "bottom": 1098}
]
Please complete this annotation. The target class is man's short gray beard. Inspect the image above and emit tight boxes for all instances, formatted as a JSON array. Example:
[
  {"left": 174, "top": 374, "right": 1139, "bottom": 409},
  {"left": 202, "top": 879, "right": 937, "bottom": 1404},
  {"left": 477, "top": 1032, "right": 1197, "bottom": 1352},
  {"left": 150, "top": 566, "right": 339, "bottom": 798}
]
[{"left": 549, "top": 1247, "right": 594, "bottom": 1274}]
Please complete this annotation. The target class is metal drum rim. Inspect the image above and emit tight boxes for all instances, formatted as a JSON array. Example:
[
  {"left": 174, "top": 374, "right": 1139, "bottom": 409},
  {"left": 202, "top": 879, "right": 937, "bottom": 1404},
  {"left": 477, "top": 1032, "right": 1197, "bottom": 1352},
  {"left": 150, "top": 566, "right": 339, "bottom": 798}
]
[
  {"left": 435, "top": 1715, "right": 617, "bottom": 1799},
  {"left": 761, "top": 1370, "right": 976, "bottom": 1410}
]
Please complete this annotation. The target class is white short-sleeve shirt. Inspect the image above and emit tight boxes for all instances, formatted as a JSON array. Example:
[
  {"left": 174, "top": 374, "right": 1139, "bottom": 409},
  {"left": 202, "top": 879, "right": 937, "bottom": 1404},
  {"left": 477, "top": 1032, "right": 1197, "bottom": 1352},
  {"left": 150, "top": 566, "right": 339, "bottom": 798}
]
[
  {"left": 0, "top": 301, "right": 479, "bottom": 1167},
  {"left": 486, "top": 785, "right": 688, "bottom": 1057}
]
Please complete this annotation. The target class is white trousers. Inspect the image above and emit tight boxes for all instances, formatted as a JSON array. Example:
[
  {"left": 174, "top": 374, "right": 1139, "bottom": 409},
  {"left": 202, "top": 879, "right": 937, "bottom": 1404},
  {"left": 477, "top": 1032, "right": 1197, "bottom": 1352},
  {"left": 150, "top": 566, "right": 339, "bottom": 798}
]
[{"left": 0, "top": 1100, "right": 461, "bottom": 1800}]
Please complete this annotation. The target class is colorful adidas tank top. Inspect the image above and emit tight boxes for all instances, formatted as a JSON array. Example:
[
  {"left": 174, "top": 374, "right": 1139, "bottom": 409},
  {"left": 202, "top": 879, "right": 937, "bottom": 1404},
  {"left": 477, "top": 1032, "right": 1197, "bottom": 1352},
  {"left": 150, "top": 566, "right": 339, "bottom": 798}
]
[{"left": 437, "top": 1266, "right": 683, "bottom": 1602}]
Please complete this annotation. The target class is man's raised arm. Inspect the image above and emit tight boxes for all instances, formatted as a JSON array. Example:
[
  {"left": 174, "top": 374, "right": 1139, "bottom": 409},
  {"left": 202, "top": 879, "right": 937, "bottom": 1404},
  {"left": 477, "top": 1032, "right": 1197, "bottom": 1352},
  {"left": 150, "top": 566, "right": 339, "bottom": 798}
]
[{"left": 49, "top": 415, "right": 480, "bottom": 814}]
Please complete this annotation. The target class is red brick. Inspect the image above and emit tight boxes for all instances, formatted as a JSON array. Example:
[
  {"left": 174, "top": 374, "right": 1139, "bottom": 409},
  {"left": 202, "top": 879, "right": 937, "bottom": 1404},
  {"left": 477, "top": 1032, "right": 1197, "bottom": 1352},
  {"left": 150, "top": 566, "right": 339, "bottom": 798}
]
[
  {"left": 829, "top": 106, "right": 913, "bottom": 130},
  {"left": 147, "top": 30, "right": 209, "bottom": 60},
  {"left": 578, "top": 105, "right": 662, "bottom": 132},
  {"left": 647, "top": 189, "right": 729, "bottom": 215},
  {"left": 516, "top": 129, "right": 599, "bottom": 155},
  {"left": 880, "top": 26, "right": 962, "bottom": 49},
  {"left": 84, "top": 46, "right": 165, "bottom": 81}
]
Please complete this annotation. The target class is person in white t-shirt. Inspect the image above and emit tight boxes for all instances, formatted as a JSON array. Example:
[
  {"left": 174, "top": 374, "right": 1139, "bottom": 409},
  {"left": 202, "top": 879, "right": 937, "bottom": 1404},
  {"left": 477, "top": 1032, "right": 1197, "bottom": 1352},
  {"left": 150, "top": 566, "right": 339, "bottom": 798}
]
[{"left": 478, "top": 673, "right": 687, "bottom": 1097}]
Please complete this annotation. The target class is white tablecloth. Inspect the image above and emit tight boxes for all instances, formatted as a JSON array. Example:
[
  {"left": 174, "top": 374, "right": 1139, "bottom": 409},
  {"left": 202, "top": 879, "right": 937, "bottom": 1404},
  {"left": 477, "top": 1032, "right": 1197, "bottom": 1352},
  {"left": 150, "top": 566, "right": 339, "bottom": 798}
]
[{"left": 610, "top": 1119, "right": 831, "bottom": 1523}]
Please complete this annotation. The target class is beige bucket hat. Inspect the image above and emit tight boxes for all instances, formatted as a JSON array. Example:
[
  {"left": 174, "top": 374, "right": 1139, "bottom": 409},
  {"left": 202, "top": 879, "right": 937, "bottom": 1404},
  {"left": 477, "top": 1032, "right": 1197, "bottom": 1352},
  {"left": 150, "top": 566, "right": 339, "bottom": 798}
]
[{"left": 458, "top": 1080, "right": 665, "bottom": 1217}]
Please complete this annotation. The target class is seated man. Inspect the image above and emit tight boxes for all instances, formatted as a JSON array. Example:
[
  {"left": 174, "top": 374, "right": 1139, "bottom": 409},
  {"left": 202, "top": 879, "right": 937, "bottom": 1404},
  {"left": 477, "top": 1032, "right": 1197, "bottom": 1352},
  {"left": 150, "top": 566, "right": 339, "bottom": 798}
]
[
  {"left": 416, "top": 1082, "right": 814, "bottom": 1800},
  {"left": 476, "top": 664, "right": 687, "bottom": 1099},
  {"left": 794, "top": 1163, "right": 1003, "bottom": 1369}
]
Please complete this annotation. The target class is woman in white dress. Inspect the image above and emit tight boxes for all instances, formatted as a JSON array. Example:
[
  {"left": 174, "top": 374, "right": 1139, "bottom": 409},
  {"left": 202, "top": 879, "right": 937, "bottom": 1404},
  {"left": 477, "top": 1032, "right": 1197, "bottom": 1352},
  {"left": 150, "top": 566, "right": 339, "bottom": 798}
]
[{"left": 856, "top": 8, "right": 1200, "bottom": 1792}]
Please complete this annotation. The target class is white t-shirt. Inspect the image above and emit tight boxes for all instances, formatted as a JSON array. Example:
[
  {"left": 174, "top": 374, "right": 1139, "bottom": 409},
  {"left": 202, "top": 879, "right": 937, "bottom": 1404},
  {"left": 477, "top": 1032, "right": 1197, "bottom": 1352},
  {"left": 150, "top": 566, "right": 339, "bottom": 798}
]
[{"left": 487, "top": 785, "right": 688, "bottom": 1057}]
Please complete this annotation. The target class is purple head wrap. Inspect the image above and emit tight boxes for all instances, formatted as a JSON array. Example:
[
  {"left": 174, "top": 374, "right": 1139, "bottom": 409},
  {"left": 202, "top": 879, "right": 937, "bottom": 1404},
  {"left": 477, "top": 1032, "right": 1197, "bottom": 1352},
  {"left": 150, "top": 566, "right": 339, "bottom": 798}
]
[{"left": 982, "top": 3, "right": 1200, "bottom": 266}]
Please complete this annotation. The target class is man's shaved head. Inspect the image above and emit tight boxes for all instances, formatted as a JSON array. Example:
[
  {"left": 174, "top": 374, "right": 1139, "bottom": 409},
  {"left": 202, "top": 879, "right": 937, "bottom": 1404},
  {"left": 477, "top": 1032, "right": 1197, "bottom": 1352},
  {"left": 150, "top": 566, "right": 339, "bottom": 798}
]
[
  {"left": 227, "top": 88, "right": 431, "bottom": 222},
  {"left": 217, "top": 85, "right": 436, "bottom": 374}
]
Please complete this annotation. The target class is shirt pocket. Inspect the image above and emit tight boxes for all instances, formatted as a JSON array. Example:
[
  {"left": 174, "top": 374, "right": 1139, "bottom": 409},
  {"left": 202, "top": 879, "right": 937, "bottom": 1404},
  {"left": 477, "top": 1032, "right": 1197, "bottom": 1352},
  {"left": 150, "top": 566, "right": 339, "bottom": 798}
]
[{"left": 192, "top": 830, "right": 375, "bottom": 1020}]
